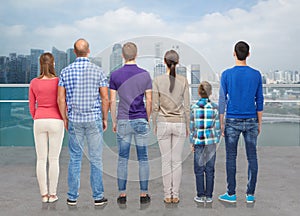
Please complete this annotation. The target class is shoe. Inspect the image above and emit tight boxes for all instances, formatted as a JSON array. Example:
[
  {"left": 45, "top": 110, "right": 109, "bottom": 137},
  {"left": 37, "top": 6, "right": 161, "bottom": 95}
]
[
  {"left": 95, "top": 197, "right": 108, "bottom": 206},
  {"left": 117, "top": 195, "right": 127, "bottom": 204},
  {"left": 206, "top": 197, "right": 213, "bottom": 203},
  {"left": 246, "top": 194, "right": 255, "bottom": 203},
  {"left": 194, "top": 196, "right": 206, "bottom": 203},
  {"left": 48, "top": 195, "right": 58, "bottom": 203},
  {"left": 172, "top": 197, "right": 180, "bottom": 204},
  {"left": 218, "top": 192, "right": 236, "bottom": 203},
  {"left": 67, "top": 199, "right": 77, "bottom": 206},
  {"left": 164, "top": 198, "right": 172, "bottom": 203},
  {"left": 140, "top": 194, "right": 151, "bottom": 204},
  {"left": 42, "top": 195, "right": 48, "bottom": 203}
]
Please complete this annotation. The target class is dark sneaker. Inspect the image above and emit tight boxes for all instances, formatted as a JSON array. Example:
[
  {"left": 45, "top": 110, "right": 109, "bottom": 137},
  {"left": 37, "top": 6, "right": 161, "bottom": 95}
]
[
  {"left": 67, "top": 199, "right": 77, "bottom": 206},
  {"left": 117, "top": 196, "right": 127, "bottom": 204},
  {"left": 94, "top": 197, "right": 108, "bottom": 206},
  {"left": 140, "top": 194, "right": 151, "bottom": 204}
]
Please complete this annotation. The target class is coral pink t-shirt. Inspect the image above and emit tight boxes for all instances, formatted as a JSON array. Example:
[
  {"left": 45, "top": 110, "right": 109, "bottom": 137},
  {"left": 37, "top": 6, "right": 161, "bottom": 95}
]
[{"left": 29, "top": 77, "right": 62, "bottom": 120}]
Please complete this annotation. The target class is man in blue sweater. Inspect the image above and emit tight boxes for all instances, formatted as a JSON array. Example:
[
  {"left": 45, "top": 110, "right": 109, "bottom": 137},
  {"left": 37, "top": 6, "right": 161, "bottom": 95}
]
[{"left": 218, "top": 41, "right": 264, "bottom": 204}]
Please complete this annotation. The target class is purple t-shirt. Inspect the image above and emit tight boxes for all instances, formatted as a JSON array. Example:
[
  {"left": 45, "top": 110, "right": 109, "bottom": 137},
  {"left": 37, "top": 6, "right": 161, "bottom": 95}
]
[{"left": 109, "top": 64, "right": 152, "bottom": 120}]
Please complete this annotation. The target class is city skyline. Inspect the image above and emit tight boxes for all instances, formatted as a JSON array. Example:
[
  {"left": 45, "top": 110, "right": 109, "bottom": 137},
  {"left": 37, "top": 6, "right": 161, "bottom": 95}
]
[
  {"left": 0, "top": 0, "right": 299, "bottom": 74},
  {"left": 0, "top": 38, "right": 299, "bottom": 85}
]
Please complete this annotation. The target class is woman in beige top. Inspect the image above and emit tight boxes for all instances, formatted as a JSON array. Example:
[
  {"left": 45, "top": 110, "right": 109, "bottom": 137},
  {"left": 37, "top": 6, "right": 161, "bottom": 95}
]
[{"left": 152, "top": 50, "right": 190, "bottom": 203}]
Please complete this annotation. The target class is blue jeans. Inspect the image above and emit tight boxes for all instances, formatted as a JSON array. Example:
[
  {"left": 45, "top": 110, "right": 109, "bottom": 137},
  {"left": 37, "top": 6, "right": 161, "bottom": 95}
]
[
  {"left": 194, "top": 144, "right": 216, "bottom": 198},
  {"left": 117, "top": 118, "right": 150, "bottom": 193},
  {"left": 67, "top": 120, "right": 104, "bottom": 200},
  {"left": 225, "top": 118, "right": 259, "bottom": 196}
]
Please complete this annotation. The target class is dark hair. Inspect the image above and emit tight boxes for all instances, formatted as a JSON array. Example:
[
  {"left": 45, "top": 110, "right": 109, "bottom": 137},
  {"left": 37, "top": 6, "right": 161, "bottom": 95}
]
[
  {"left": 198, "top": 81, "right": 212, "bottom": 99},
  {"left": 234, "top": 41, "right": 250, "bottom": 61},
  {"left": 74, "top": 38, "right": 89, "bottom": 57},
  {"left": 164, "top": 50, "right": 179, "bottom": 92},
  {"left": 38, "top": 52, "right": 56, "bottom": 78},
  {"left": 122, "top": 42, "right": 137, "bottom": 61}
]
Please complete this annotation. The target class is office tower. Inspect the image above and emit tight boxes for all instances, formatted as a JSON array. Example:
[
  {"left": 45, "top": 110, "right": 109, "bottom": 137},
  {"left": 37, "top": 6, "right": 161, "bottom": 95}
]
[
  {"left": 90, "top": 56, "right": 102, "bottom": 67},
  {"left": 110, "top": 43, "right": 122, "bottom": 74},
  {"left": 67, "top": 48, "right": 76, "bottom": 64},
  {"left": 155, "top": 42, "right": 163, "bottom": 58},
  {"left": 177, "top": 65, "right": 187, "bottom": 78},
  {"left": 30, "top": 49, "right": 44, "bottom": 81},
  {"left": 154, "top": 63, "right": 165, "bottom": 78},
  {"left": 52, "top": 47, "right": 67, "bottom": 76},
  {"left": 0, "top": 56, "right": 8, "bottom": 83},
  {"left": 191, "top": 64, "right": 200, "bottom": 101},
  {"left": 6, "top": 53, "right": 17, "bottom": 83}
]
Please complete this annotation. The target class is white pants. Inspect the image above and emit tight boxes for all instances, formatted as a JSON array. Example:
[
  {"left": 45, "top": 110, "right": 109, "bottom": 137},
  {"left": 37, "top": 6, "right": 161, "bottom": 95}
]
[
  {"left": 33, "top": 119, "right": 64, "bottom": 196},
  {"left": 157, "top": 122, "right": 186, "bottom": 199}
]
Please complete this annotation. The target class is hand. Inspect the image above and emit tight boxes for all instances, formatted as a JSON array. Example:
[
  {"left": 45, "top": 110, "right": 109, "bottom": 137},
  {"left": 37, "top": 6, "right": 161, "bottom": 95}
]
[
  {"left": 221, "top": 124, "right": 225, "bottom": 137},
  {"left": 112, "top": 122, "right": 117, "bottom": 133},
  {"left": 63, "top": 118, "right": 68, "bottom": 131},
  {"left": 153, "top": 126, "right": 157, "bottom": 135},
  {"left": 102, "top": 119, "right": 107, "bottom": 132},
  {"left": 190, "top": 144, "right": 195, "bottom": 153},
  {"left": 186, "top": 128, "right": 190, "bottom": 137},
  {"left": 258, "top": 124, "right": 262, "bottom": 135}
]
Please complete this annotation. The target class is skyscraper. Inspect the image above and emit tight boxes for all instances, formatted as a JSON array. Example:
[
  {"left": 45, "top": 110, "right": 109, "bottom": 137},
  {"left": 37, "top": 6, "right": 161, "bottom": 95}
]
[
  {"left": 110, "top": 43, "right": 122, "bottom": 74},
  {"left": 67, "top": 48, "right": 76, "bottom": 65},
  {"left": 30, "top": 49, "right": 44, "bottom": 81},
  {"left": 52, "top": 47, "right": 67, "bottom": 76},
  {"left": 177, "top": 65, "right": 187, "bottom": 78},
  {"left": 191, "top": 64, "right": 200, "bottom": 101}
]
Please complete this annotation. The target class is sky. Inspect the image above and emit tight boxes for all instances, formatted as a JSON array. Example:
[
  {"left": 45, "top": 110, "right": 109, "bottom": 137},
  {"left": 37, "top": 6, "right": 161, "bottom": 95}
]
[{"left": 0, "top": 0, "right": 299, "bottom": 73}]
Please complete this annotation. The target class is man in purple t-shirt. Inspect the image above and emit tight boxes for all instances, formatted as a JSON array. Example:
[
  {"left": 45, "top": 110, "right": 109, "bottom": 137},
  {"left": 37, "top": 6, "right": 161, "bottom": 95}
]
[{"left": 109, "top": 42, "right": 152, "bottom": 205}]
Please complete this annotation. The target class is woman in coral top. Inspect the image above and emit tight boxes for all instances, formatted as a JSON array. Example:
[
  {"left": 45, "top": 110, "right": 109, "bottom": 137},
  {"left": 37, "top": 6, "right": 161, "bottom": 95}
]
[{"left": 29, "top": 52, "right": 64, "bottom": 203}]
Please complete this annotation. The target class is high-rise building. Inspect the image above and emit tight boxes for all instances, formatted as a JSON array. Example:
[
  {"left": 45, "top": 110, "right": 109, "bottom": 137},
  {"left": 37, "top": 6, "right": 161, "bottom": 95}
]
[
  {"left": 154, "top": 63, "right": 165, "bottom": 78},
  {"left": 30, "top": 49, "right": 44, "bottom": 82},
  {"left": 52, "top": 47, "right": 67, "bottom": 76},
  {"left": 110, "top": 43, "right": 122, "bottom": 75},
  {"left": 0, "top": 56, "right": 8, "bottom": 83},
  {"left": 67, "top": 48, "right": 76, "bottom": 65},
  {"left": 191, "top": 64, "right": 201, "bottom": 101},
  {"left": 177, "top": 65, "right": 187, "bottom": 78}
]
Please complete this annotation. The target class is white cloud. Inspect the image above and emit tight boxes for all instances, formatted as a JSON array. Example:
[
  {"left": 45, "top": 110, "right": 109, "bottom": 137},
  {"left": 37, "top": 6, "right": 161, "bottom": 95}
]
[{"left": 0, "top": 0, "right": 299, "bottom": 73}]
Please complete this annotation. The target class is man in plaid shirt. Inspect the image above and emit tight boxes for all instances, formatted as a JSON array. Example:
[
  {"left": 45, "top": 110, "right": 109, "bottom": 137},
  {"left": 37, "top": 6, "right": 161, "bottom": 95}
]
[
  {"left": 190, "top": 81, "right": 220, "bottom": 203},
  {"left": 58, "top": 38, "right": 109, "bottom": 206}
]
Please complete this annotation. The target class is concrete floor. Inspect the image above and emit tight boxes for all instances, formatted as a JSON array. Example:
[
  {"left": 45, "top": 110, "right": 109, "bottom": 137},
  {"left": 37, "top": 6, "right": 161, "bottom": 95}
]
[{"left": 0, "top": 145, "right": 299, "bottom": 216}]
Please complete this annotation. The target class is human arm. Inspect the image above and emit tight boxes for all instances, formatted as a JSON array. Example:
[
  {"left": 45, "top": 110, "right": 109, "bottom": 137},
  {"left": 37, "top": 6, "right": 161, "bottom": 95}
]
[
  {"left": 145, "top": 89, "right": 152, "bottom": 123},
  {"left": 190, "top": 107, "right": 195, "bottom": 152},
  {"left": 184, "top": 78, "right": 191, "bottom": 137},
  {"left": 219, "top": 113, "right": 225, "bottom": 137},
  {"left": 57, "top": 86, "right": 68, "bottom": 131},
  {"left": 110, "top": 89, "right": 117, "bottom": 133},
  {"left": 28, "top": 82, "right": 36, "bottom": 119},
  {"left": 152, "top": 79, "right": 159, "bottom": 135},
  {"left": 257, "top": 111, "right": 263, "bottom": 134},
  {"left": 100, "top": 86, "right": 109, "bottom": 132}
]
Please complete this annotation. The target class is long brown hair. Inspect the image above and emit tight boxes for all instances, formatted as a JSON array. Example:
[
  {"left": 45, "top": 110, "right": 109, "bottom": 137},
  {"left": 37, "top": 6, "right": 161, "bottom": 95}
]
[
  {"left": 164, "top": 50, "right": 179, "bottom": 93},
  {"left": 38, "top": 52, "right": 56, "bottom": 79}
]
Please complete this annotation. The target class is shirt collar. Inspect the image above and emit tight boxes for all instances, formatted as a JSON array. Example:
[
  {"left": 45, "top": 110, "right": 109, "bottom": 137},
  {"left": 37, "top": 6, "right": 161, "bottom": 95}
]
[{"left": 75, "top": 57, "right": 90, "bottom": 62}]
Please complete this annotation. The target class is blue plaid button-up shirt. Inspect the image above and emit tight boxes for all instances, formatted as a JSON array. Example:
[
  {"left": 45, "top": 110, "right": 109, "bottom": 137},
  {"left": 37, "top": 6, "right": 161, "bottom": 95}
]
[
  {"left": 58, "top": 57, "right": 108, "bottom": 122},
  {"left": 190, "top": 98, "right": 221, "bottom": 145}
]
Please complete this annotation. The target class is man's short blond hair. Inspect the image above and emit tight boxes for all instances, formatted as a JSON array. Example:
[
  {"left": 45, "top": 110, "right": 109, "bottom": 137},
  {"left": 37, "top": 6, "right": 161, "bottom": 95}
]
[{"left": 122, "top": 42, "right": 137, "bottom": 61}]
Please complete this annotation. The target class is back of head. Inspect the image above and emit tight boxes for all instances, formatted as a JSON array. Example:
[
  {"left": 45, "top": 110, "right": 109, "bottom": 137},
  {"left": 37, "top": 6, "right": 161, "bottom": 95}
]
[
  {"left": 198, "top": 81, "right": 212, "bottom": 99},
  {"left": 122, "top": 42, "right": 137, "bottom": 62},
  {"left": 164, "top": 50, "right": 179, "bottom": 92},
  {"left": 234, "top": 41, "right": 250, "bottom": 61},
  {"left": 74, "top": 38, "right": 90, "bottom": 57},
  {"left": 39, "top": 52, "right": 56, "bottom": 78}
]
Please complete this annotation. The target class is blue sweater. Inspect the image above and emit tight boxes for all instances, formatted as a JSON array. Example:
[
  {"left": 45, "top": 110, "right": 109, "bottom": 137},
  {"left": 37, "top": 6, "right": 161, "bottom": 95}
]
[{"left": 219, "top": 66, "right": 264, "bottom": 118}]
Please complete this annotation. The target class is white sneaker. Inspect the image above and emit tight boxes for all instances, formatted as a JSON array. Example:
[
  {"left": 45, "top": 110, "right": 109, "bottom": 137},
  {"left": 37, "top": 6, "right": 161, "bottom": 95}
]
[
  {"left": 206, "top": 197, "right": 213, "bottom": 203},
  {"left": 194, "top": 196, "right": 206, "bottom": 203}
]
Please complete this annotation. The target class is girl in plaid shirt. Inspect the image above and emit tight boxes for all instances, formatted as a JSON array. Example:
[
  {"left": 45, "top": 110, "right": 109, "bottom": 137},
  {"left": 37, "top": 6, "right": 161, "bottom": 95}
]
[{"left": 190, "top": 81, "right": 220, "bottom": 203}]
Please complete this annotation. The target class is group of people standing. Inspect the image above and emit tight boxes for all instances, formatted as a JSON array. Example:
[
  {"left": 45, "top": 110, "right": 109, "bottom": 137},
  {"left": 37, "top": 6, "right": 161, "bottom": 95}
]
[{"left": 29, "top": 39, "right": 263, "bottom": 206}]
